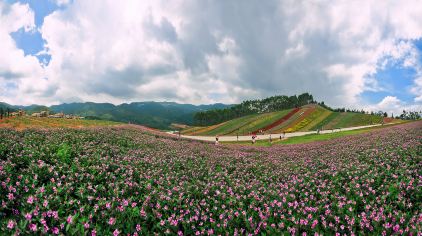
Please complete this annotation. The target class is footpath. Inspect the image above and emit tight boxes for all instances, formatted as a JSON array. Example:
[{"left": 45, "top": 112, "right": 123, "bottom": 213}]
[{"left": 169, "top": 123, "right": 391, "bottom": 142}]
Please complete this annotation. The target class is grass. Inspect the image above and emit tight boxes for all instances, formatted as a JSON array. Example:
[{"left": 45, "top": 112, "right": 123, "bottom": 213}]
[
  {"left": 299, "top": 108, "right": 332, "bottom": 131},
  {"left": 333, "top": 113, "right": 383, "bottom": 128},
  {"left": 0, "top": 116, "right": 121, "bottom": 130},
  {"left": 183, "top": 109, "right": 292, "bottom": 136},
  {"left": 183, "top": 105, "right": 400, "bottom": 136},
  {"left": 284, "top": 106, "right": 320, "bottom": 132},
  {"left": 228, "top": 109, "right": 292, "bottom": 135},
  {"left": 266, "top": 108, "right": 305, "bottom": 133},
  {"left": 308, "top": 111, "right": 339, "bottom": 130},
  {"left": 223, "top": 122, "right": 407, "bottom": 146},
  {"left": 199, "top": 113, "right": 264, "bottom": 136}
]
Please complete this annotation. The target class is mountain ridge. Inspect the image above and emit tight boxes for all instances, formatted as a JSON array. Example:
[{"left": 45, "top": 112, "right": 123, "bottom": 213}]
[{"left": 0, "top": 101, "right": 231, "bottom": 129}]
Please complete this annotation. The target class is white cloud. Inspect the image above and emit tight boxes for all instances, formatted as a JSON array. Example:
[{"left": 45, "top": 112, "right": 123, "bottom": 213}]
[
  {"left": 0, "top": 0, "right": 421, "bottom": 115},
  {"left": 0, "top": 2, "right": 51, "bottom": 105},
  {"left": 365, "top": 96, "right": 422, "bottom": 116}
]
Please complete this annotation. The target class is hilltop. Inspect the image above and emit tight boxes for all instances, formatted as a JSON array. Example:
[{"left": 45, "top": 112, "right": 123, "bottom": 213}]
[{"left": 183, "top": 104, "right": 401, "bottom": 136}]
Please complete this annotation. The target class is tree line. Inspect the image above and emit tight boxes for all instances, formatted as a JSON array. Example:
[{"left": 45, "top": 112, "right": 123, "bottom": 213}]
[
  {"left": 399, "top": 110, "right": 421, "bottom": 120},
  {"left": 0, "top": 108, "right": 13, "bottom": 120},
  {"left": 194, "top": 93, "right": 315, "bottom": 126}
]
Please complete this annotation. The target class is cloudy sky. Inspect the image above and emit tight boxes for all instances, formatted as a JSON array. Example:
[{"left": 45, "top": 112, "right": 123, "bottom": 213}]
[{"left": 1, "top": 0, "right": 422, "bottom": 115}]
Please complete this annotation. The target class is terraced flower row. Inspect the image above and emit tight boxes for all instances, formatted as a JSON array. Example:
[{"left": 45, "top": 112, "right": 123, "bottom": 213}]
[{"left": 0, "top": 121, "right": 421, "bottom": 235}]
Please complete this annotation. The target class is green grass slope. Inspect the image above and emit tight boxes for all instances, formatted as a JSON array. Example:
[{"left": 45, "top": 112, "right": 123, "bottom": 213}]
[
  {"left": 226, "top": 109, "right": 292, "bottom": 135},
  {"left": 333, "top": 113, "right": 383, "bottom": 128},
  {"left": 197, "top": 109, "right": 292, "bottom": 136},
  {"left": 182, "top": 105, "right": 397, "bottom": 136}
]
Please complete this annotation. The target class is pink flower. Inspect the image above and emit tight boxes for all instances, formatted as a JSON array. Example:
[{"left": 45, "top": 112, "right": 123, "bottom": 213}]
[
  {"left": 25, "top": 213, "right": 32, "bottom": 220},
  {"left": 140, "top": 208, "right": 146, "bottom": 217},
  {"left": 113, "top": 229, "right": 120, "bottom": 236},
  {"left": 29, "top": 223, "right": 37, "bottom": 232},
  {"left": 109, "top": 217, "right": 116, "bottom": 225},
  {"left": 7, "top": 193, "right": 14, "bottom": 200},
  {"left": 311, "top": 219, "right": 318, "bottom": 229},
  {"left": 67, "top": 215, "right": 73, "bottom": 224},
  {"left": 52, "top": 227, "right": 59, "bottom": 235},
  {"left": 91, "top": 230, "right": 97, "bottom": 236},
  {"left": 7, "top": 220, "right": 15, "bottom": 229},
  {"left": 136, "top": 224, "right": 141, "bottom": 232},
  {"left": 27, "top": 196, "right": 34, "bottom": 204},
  {"left": 393, "top": 224, "right": 400, "bottom": 232}
]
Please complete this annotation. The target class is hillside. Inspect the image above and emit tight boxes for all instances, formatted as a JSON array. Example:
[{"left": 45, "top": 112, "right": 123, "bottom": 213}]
[
  {"left": 0, "top": 102, "right": 230, "bottom": 129},
  {"left": 193, "top": 93, "right": 314, "bottom": 126},
  {"left": 183, "top": 104, "right": 400, "bottom": 135},
  {"left": 0, "top": 116, "right": 120, "bottom": 130}
]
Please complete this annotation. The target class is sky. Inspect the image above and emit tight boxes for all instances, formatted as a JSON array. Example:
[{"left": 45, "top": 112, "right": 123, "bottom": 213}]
[{"left": 0, "top": 0, "right": 422, "bottom": 116}]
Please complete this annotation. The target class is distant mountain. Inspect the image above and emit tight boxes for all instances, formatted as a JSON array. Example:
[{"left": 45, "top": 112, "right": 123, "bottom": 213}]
[{"left": 0, "top": 101, "right": 231, "bottom": 129}]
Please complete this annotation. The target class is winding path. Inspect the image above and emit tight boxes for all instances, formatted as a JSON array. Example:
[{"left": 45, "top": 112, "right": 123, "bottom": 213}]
[{"left": 169, "top": 123, "right": 394, "bottom": 142}]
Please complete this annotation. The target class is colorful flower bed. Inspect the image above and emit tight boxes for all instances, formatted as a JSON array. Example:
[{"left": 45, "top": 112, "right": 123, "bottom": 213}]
[{"left": 0, "top": 121, "right": 421, "bottom": 235}]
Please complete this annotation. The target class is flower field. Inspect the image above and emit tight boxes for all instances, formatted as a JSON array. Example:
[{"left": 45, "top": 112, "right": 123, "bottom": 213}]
[{"left": 0, "top": 121, "right": 421, "bottom": 235}]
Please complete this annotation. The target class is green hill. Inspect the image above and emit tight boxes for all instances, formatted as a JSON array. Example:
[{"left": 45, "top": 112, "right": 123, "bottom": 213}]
[
  {"left": 184, "top": 109, "right": 292, "bottom": 136},
  {"left": 184, "top": 105, "right": 400, "bottom": 136},
  {"left": 0, "top": 102, "right": 231, "bottom": 129}
]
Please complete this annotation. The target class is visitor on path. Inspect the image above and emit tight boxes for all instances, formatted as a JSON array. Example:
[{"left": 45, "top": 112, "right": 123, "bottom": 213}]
[
  {"left": 252, "top": 135, "right": 256, "bottom": 144},
  {"left": 237, "top": 134, "right": 239, "bottom": 141},
  {"left": 269, "top": 134, "right": 272, "bottom": 143},
  {"left": 215, "top": 135, "right": 219, "bottom": 145}
]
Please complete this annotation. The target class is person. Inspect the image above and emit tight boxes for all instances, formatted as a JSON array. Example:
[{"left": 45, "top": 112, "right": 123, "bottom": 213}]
[
  {"left": 252, "top": 135, "right": 256, "bottom": 144},
  {"left": 237, "top": 133, "right": 239, "bottom": 141},
  {"left": 269, "top": 134, "right": 272, "bottom": 143},
  {"left": 215, "top": 135, "right": 219, "bottom": 145}
]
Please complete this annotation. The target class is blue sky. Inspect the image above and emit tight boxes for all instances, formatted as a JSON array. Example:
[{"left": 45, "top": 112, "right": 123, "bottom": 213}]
[
  {"left": 0, "top": 0, "right": 421, "bottom": 114},
  {"left": 361, "top": 39, "right": 422, "bottom": 104},
  {"left": 7, "top": 0, "right": 62, "bottom": 65}
]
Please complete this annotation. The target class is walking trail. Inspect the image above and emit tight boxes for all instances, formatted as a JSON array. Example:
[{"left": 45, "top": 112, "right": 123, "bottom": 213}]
[{"left": 169, "top": 123, "right": 392, "bottom": 142}]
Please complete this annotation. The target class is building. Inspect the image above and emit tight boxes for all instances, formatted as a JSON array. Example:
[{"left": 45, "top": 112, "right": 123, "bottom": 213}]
[
  {"left": 18, "top": 109, "right": 26, "bottom": 116},
  {"left": 48, "top": 112, "right": 64, "bottom": 118},
  {"left": 40, "top": 111, "right": 49, "bottom": 117}
]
